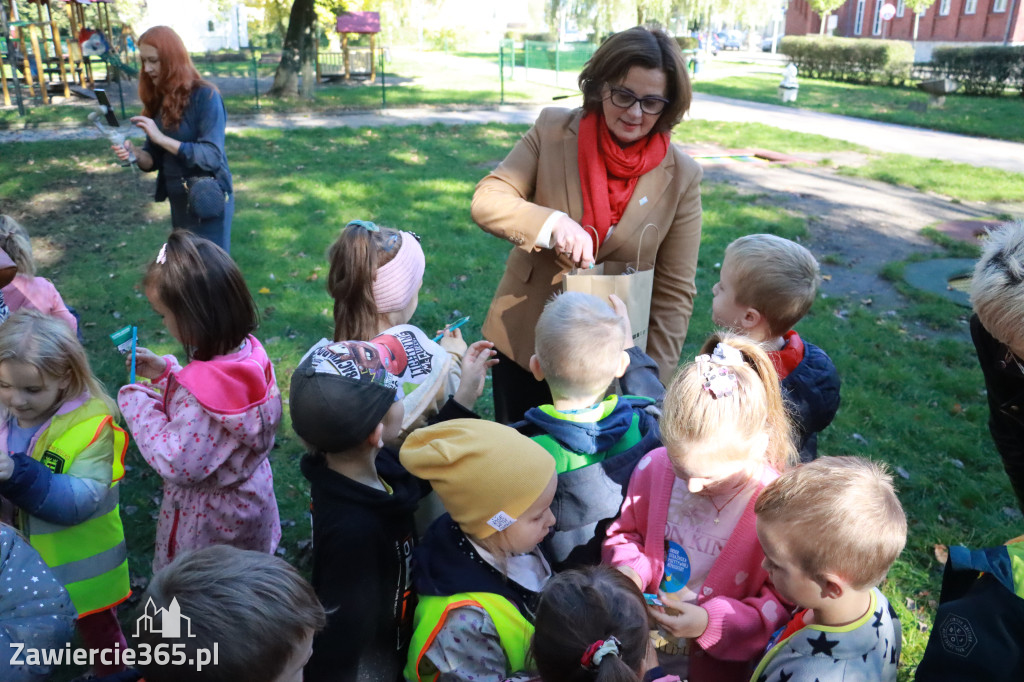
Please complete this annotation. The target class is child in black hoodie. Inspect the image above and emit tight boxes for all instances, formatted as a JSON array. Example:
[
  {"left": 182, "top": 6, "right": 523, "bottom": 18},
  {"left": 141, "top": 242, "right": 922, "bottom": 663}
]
[{"left": 290, "top": 340, "right": 485, "bottom": 682}]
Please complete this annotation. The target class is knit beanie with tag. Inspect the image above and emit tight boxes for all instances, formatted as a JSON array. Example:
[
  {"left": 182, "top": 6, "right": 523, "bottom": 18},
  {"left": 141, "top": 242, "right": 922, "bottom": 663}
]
[{"left": 400, "top": 419, "right": 556, "bottom": 538}]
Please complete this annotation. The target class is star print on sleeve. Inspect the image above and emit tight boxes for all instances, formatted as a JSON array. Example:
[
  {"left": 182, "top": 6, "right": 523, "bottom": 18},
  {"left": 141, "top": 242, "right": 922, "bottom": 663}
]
[
  {"left": 807, "top": 630, "right": 840, "bottom": 657},
  {"left": 872, "top": 608, "right": 884, "bottom": 634}
]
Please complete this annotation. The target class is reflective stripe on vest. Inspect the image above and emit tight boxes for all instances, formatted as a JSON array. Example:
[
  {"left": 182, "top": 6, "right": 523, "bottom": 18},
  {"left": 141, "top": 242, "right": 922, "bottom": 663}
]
[
  {"left": 25, "top": 399, "right": 131, "bottom": 617},
  {"left": 1008, "top": 541, "right": 1024, "bottom": 599},
  {"left": 405, "top": 592, "right": 533, "bottom": 682}
]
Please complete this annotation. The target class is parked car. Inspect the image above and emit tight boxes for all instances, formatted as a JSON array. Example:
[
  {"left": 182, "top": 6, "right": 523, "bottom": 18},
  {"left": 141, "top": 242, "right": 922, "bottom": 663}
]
[
  {"left": 719, "top": 30, "right": 744, "bottom": 50},
  {"left": 762, "top": 35, "right": 782, "bottom": 52}
]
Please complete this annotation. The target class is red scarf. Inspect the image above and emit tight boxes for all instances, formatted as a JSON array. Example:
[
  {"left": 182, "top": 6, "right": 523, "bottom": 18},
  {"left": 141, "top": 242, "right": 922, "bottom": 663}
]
[{"left": 577, "top": 110, "right": 669, "bottom": 253}]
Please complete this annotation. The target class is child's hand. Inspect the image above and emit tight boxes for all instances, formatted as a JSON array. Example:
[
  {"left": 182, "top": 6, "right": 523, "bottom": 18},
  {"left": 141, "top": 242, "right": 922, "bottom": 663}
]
[
  {"left": 453, "top": 341, "right": 498, "bottom": 409},
  {"left": 133, "top": 347, "right": 167, "bottom": 381},
  {"left": 608, "top": 294, "right": 634, "bottom": 349},
  {"left": 615, "top": 565, "right": 644, "bottom": 591},
  {"left": 438, "top": 327, "right": 468, "bottom": 356},
  {"left": 648, "top": 592, "right": 709, "bottom": 639},
  {"left": 0, "top": 451, "right": 13, "bottom": 482}
]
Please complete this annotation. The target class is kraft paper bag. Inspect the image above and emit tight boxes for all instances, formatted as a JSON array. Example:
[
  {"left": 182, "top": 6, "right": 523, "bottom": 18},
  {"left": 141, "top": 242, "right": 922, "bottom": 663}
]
[{"left": 563, "top": 261, "right": 654, "bottom": 352}]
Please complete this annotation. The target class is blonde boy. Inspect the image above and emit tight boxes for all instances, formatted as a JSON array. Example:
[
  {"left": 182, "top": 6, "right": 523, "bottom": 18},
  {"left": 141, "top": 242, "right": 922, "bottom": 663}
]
[
  {"left": 751, "top": 456, "right": 907, "bottom": 682},
  {"left": 712, "top": 234, "right": 840, "bottom": 461},
  {"left": 513, "top": 291, "right": 664, "bottom": 566}
]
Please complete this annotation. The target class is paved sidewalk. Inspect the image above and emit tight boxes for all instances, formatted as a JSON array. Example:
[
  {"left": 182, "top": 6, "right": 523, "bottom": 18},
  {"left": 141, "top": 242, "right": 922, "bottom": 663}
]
[
  {"left": 4, "top": 94, "right": 1024, "bottom": 174},
  {"left": 689, "top": 93, "right": 1024, "bottom": 173}
]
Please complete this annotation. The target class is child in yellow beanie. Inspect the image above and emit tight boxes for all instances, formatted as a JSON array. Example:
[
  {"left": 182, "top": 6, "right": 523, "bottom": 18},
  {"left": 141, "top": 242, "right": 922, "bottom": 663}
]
[{"left": 400, "top": 419, "right": 558, "bottom": 682}]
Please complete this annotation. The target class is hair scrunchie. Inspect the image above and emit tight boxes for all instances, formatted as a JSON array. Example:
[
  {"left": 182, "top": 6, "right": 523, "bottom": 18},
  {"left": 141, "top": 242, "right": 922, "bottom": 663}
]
[{"left": 580, "top": 636, "right": 621, "bottom": 669}]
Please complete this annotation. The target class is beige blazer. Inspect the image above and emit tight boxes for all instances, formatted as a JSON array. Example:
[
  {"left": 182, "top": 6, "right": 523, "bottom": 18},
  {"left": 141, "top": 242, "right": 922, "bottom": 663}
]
[{"left": 471, "top": 107, "right": 703, "bottom": 382}]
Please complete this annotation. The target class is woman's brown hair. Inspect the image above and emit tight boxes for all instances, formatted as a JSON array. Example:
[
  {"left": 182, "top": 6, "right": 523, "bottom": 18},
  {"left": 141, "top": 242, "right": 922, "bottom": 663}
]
[
  {"left": 327, "top": 222, "right": 405, "bottom": 341},
  {"left": 143, "top": 230, "right": 258, "bottom": 362},
  {"left": 532, "top": 566, "right": 648, "bottom": 682},
  {"left": 578, "top": 26, "right": 692, "bottom": 133},
  {"left": 138, "top": 26, "right": 215, "bottom": 130}
]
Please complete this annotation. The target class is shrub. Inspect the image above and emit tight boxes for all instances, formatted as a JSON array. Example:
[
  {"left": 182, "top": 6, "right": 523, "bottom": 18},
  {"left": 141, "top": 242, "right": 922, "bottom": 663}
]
[
  {"left": 675, "top": 36, "right": 699, "bottom": 51},
  {"left": 931, "top": 45, "right": 1024, "bottom": 97},
  {"left": 780, "top": 36, "right": 914, "bottom": 86}
]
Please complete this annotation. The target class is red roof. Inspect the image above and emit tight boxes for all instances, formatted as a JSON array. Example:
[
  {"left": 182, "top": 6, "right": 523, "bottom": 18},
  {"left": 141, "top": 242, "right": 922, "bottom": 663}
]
[{"left": 336, "top": 12, "right": 380, "bottom": 34}]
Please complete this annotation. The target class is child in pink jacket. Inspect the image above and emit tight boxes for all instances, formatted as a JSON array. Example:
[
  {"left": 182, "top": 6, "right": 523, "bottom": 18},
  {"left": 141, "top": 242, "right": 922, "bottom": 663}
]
[
  {"left": 0, "top": 215, "right": 77, "bottom": 333},
  {"left": 603, "top": 333, "right": 798, "bottom": 682},
  {"left": 119, "top": 232, "right": 281, "bottom": 572}
]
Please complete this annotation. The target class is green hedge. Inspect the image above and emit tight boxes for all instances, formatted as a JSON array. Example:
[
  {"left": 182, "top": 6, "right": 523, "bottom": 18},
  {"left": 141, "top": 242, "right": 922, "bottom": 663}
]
[
  {"left": 931, "top": 45, "right": 1024, "bottom": 96},
  {"left": 780, "top": 36, "right": 914, "bottom": 86},
  {"left": 675, "top": 36, "right": 699, "bottom": 51}
]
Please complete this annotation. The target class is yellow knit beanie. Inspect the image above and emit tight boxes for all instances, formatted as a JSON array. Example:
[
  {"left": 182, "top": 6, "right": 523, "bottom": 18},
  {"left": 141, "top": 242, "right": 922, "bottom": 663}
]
[{"left": 400, "top": 419, "right": 556, "bottom": 538}]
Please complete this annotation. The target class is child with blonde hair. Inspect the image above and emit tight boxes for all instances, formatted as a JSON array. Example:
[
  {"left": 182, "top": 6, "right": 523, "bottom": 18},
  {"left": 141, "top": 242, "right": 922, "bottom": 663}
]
[
  {"left": 514, "top": 292, "right": 663, "bottom": 567},
  {"left": 400, "top": 419, "right": 558, "bottom": 682},
  {"left": 328, "top": 220, "right": 495, "bottom": 443},
  {"left": 603, "top": 332, "right": 796, "bottom": 682},
  {"left": 0, "top": 310, "right": 130, "bottom": 677},
  {"left": 119, "top": 231, "right": 281, "bottom": 572},
  {"left": 752, "top": 456, "right": 906, "bottom": 682},
  {"left": 0, "top": 215, "right": 77, "bottom": 333},
  {"left": 711, "top": 234, "right": 839, "bottom": 461}
]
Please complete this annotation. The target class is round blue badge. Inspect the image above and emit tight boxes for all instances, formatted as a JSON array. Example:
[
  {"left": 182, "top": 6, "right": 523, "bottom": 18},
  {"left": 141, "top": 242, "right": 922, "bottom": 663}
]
[{"left": 660, "top": 541, "right": 691, "bottom": 593}]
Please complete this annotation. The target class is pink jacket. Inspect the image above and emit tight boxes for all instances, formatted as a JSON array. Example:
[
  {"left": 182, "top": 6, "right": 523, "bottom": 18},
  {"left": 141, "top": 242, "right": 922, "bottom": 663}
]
[
  {"left": 602, "top": 448, "right": 791, "bottom": 682},
  {"left": 119, "top": 336, "right": 282, "bottom": 572},
  {"left": 3, "top": 275, "right": 77, "bottom": 333}
]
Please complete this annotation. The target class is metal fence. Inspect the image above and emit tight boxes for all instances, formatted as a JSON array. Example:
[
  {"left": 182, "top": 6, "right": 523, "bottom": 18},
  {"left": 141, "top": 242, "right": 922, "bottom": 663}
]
[{"left": 500, "top": 39, "right": 597, "bottom": 89}]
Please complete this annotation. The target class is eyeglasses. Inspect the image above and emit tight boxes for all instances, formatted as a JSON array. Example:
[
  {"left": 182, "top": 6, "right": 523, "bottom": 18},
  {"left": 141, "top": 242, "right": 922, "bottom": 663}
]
[{"left": 606, "top": 87, "right": 669, "bottom": 116}]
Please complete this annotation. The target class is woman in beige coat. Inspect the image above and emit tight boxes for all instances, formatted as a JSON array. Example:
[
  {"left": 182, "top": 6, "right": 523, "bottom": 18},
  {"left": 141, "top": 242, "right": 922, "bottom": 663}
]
[{"left": 471, "top": 26, "right": 703, "bottom": 422}]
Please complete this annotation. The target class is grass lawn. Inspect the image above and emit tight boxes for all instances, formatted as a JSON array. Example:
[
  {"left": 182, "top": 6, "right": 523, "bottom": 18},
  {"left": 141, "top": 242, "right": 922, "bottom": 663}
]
[
  {"left": 692, "top": 72, "right": 1024, "bottom": 143},
  {"left": 0, "top": 119, "right": 1016, "bottom": 680}
]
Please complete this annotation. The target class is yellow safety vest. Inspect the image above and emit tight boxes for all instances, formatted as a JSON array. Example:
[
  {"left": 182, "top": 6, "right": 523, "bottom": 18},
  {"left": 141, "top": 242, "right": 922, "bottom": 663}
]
[
  {"left": 21, "top": 398, "right": 131, "bottom": 617},
  {"left": 405, "top": 592, "right": 533, "bottom": 682}
]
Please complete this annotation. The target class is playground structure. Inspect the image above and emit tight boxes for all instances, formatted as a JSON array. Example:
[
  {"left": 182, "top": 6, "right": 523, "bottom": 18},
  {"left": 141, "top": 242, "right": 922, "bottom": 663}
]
[
  {"left": 319, "top": 11, "right": 380, "bottom": 82},
  {"left": 1, "top": 0, "right": 135, "bottom": 107}
]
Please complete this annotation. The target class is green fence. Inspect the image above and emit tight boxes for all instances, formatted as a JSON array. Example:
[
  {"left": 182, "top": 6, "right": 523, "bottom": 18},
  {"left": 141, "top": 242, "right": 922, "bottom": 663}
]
[{"left": 501, "top": 39, "right": 597, "bottom": 89}]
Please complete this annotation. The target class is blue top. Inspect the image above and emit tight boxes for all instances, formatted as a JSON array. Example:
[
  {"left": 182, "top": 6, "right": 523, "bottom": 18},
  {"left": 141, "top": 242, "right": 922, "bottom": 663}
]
[{"left": 143, "top": 83, "right": 233, "bottom": 200}]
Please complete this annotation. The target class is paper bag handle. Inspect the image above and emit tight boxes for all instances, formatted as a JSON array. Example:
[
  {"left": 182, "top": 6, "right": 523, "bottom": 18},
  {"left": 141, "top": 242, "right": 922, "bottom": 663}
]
[{"left": 634, "top": 223, "right": 660, "bottom": 272}]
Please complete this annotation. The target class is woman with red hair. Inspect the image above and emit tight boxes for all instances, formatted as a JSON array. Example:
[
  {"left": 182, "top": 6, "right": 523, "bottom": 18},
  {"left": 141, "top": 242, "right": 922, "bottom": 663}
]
[{"left": 112, "top": 26, "right": 234, "bottom": 252}]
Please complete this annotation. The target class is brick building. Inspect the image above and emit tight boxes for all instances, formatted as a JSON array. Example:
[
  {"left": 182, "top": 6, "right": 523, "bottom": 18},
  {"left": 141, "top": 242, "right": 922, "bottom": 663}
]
[{"left": 786, "top": 0, "right": 1023, "bottom": 58}]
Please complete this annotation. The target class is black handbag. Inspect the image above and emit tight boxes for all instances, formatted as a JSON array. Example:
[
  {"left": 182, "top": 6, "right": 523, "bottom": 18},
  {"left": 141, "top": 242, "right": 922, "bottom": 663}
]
[{"left": 184, "top": 176, "right": 226, "bottom": 221}]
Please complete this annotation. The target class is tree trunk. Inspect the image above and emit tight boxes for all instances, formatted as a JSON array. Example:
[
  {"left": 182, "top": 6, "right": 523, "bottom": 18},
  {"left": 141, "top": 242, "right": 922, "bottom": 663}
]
[
  {"left": 268, "top": 0, "right": 317, "bottom": 98},
  {"left": 913, "top": 12, "right": 920, "bottom": 41},
  {"left": 820, "top": 13, "right": 828, "bottom": 34}
]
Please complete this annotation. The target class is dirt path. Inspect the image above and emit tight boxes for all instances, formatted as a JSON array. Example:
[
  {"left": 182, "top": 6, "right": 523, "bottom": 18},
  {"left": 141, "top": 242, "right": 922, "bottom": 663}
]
[{"left": 699, "top": 156, "right": 999, "bottom": 313}]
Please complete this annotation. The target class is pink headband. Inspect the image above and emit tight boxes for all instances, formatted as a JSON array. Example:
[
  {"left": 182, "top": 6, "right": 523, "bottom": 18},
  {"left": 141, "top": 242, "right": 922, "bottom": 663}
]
[{"left": 374, "top": 232, "right": 425, "bottom": 313}]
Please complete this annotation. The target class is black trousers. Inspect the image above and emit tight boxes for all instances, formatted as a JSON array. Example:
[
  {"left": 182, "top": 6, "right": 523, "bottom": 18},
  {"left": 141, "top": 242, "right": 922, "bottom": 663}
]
[{"left": 491, "top": 349, "right": 552, "bottom": 425}]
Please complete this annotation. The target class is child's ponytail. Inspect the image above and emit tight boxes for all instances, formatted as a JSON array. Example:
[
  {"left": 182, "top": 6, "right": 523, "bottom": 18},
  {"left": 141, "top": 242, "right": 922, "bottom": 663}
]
[
  {"left": 532, "top": 567, "right": 648, "bottom": 682},
  {"left": 0, "top": 215, "right": 36, "bottom": 276},
  {"left": 327, "top": 221, "right": 418, "bottom": 342},
  {"left": 662, "top": 332, "right": 797, "bottom": 473}
]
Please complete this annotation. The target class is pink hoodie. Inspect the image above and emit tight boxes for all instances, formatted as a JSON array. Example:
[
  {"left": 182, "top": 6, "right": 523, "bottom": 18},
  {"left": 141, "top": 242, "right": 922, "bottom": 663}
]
[
  {"left": 602, "top": 448, "right": 792, "bottom": 682},
  {"left": 119, "top": 335, "right": 282, "bottom": 572}
]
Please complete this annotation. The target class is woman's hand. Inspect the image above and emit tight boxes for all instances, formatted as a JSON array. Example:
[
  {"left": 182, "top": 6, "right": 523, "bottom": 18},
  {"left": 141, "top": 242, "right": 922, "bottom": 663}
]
[
  {"left": 453, "top": 340, "right": 498, "bottom": 409},
  {"left": 648, "top": 592, "right": 709, "bottom": 639},
  {"left": 112, "top": 139, "right": 134, "bottom": 163},
  {"left": 608, "top": 294, "right": 634, "bottom": 349},
  {"left": 552, "top": 215, "right": 596, "bottom": 269},
  {"left": 133, "top": 347, "right": 168, "bottom": 381},
  {"left": 130, "top": 115, "right": 162, "bottom": 143}
]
